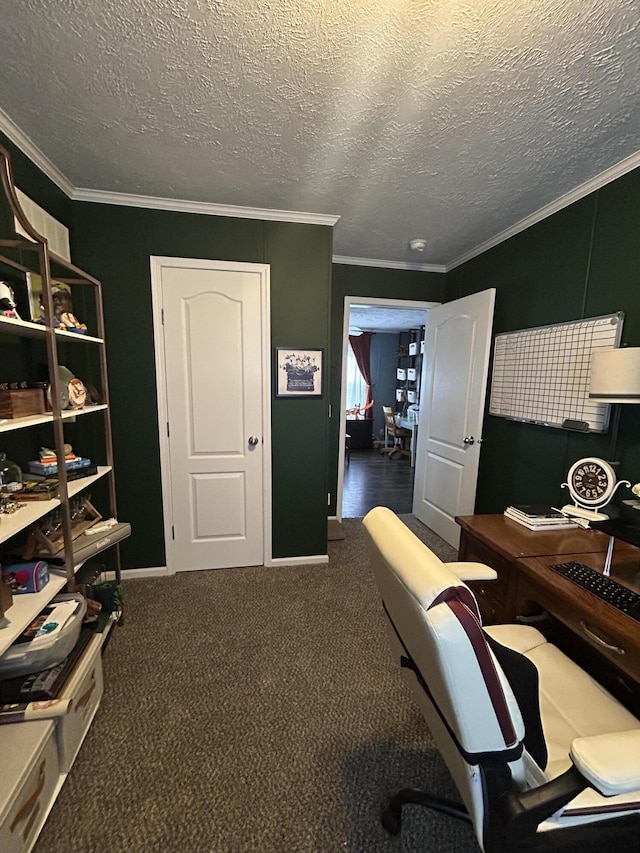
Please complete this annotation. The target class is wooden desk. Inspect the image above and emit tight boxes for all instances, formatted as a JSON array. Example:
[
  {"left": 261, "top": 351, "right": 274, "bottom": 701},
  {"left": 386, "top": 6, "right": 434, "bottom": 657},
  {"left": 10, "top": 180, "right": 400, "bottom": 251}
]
[
  {"left": 456, "top": 513, "right": 640, "bottom": 714},
  {"left": 456, "top": 513, "right": 626, "bottom": 623},
  {"left": 395, "top": 416, "right": 418, "bottom": 466}
]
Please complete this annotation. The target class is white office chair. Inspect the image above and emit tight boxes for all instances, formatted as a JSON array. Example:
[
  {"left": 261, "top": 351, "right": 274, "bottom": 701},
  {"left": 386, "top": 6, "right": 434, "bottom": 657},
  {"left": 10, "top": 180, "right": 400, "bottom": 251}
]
[{"left": 363, "top": 506, "right": 640, "bottom": 852}]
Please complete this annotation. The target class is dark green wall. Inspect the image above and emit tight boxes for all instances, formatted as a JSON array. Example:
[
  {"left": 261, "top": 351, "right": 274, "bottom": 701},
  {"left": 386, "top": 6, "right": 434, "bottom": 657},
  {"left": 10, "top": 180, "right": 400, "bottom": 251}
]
[
  {"left": 8, "top": 122, "right": 640, "bottom": 550},
  {"left": 329, "top": 264, "right": 446, "bottom": 514},
  {"left": 447, "top": 169, "right": 640, "bottom": 515},
  {"left": 69, "top": 205, "right": 332, "bottom": 567}
]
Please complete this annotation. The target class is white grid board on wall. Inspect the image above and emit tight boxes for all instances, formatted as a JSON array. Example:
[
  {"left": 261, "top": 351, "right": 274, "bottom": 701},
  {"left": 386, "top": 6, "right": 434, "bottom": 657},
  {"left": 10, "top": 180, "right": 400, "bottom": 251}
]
[{"left": 489, "top": 313, "right": 623, "bottom": 433}]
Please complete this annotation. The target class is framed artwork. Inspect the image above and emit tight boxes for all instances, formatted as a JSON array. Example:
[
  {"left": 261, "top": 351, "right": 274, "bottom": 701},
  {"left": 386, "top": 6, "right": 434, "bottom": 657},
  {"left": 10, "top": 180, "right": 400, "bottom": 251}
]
[{"left": 276, "top": 348, "right": 323, "bottom": 398}]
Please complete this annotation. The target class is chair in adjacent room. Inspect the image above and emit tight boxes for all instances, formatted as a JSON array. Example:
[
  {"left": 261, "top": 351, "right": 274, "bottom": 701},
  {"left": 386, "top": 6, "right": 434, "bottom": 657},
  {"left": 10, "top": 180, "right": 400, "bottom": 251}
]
[
  {"left": 381, "top": 405, "right": 411, "bottom": 459},
  {"left": 362, "top": 506, "right": 640, "bottom": 853}
]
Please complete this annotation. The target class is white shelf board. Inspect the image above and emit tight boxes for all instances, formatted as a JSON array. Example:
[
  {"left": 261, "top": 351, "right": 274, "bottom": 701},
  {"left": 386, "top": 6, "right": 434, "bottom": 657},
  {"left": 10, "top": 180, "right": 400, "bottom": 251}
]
[
  {"left": 0, "top": 404, "right": 108, "bottom": 433},
  {"left": 0, "top": 314, "right": 103, "bottom": 344},
  {"left": 55, "top": 329, "right": 103, "bottom": 345},
  {"left": 0, "top": 466, "right": 112, "bottom": 546},
  {"left": 0, "top": 315, "right": 46, "bottom": 339},
  {"left": 61, "top": 404, "right": 108, "bottom": 420}
]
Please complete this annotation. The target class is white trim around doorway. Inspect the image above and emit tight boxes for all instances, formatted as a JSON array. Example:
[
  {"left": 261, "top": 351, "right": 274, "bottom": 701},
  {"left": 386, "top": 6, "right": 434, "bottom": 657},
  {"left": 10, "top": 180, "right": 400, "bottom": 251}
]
[{"left": 337, "top": 296, "right": 439, "bottom": 521}]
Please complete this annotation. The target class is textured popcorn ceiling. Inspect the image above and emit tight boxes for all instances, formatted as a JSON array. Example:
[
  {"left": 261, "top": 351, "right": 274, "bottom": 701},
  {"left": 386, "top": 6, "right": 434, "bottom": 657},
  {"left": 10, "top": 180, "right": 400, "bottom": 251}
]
[{"left": 1, "top": 0, "right": 640, "bottom": 266}]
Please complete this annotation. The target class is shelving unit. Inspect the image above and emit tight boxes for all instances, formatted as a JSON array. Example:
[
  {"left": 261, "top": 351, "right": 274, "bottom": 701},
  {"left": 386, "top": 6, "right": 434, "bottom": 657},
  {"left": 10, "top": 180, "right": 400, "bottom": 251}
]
[
  {"left": 395, "top": 326, "right": 424, "bottom": 415},
  {"left": 0, "top": 144, "right": 129, "bottom": 851}
]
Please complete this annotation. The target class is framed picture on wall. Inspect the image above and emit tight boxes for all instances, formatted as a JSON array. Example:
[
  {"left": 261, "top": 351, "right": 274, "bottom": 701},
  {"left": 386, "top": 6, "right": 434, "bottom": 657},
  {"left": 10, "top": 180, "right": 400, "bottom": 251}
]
[{"left": 276, "top": 348, "right": 323, "bottom": 398}]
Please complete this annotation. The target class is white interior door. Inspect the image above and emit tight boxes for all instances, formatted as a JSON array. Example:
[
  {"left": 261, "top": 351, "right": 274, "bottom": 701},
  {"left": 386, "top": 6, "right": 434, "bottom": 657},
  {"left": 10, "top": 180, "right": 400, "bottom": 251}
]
[
  {"left": 151, "top": 258, "right": 270, "bottom": 571},
  {"left": 413, "top": 289, "right": 495, "bottom": 548}
]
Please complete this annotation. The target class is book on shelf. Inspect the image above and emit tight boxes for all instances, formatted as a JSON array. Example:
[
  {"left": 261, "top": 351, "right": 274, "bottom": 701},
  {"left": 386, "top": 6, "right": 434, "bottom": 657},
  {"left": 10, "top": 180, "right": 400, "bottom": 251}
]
[
  {"left": 28, "top": 456, "right": 92, "bottom": 476},
  {"left": 504, "top": 505, "right": 578, "bottom": 531}
]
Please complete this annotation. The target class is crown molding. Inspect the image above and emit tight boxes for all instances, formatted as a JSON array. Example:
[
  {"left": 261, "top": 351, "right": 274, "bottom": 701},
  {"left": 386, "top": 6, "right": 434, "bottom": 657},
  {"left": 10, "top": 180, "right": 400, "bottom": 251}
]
[
  {"left": 0, "top": 109, "right": 340, "bottom": 226},
  {"left": 72, "top": 186, "right": 340, "bottom": 226},
  {"left": 446, "top": 147, "right": 640, "bottom": 271},
  {"left": 333, "top": 254, "right": 446, "bottom": 273},
  {"left": 0, "top": 106, "right": 75, "bottom": 197}
]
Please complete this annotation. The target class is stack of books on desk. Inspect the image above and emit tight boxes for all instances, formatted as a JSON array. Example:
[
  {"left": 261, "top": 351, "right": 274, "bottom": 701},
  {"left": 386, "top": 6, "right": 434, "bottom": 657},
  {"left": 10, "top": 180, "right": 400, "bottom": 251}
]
[{"left": 504, "top": 504, "right": 579, "bottom": 531}]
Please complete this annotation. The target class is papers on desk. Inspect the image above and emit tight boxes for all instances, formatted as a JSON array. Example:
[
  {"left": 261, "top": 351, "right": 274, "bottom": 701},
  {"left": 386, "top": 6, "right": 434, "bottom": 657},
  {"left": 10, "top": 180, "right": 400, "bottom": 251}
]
[{"left": 504, "top": 505, "right": 580, "bottom": 531}]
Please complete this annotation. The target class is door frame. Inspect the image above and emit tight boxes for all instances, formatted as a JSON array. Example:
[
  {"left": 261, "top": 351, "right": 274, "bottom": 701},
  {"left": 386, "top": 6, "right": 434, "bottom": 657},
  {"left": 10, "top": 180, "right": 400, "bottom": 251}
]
[
  {"left": 150, "top": 256, "right": 272, "bottom": 573},
  {"left": 336, "top": 295, "right": 439, "bottom": 521}
]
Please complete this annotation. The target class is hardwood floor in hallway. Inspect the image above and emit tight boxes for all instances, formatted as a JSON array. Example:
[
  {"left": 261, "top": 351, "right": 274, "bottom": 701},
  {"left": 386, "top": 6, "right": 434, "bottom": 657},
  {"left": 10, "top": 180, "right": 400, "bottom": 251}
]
[{"left": 342, "top": 449, "right": 414, "bottom": 518}]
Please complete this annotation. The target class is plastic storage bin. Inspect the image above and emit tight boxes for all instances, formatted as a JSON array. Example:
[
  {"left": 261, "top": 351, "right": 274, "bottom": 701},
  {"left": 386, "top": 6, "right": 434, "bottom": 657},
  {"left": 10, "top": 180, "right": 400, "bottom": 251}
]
[{"left": 0, "top": 594, "right": 87, "bottom": 679}]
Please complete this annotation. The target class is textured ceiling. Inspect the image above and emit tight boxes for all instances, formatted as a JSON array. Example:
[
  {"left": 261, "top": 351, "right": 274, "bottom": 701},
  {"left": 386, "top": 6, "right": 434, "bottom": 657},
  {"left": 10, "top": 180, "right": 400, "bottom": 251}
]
[{"left": 1, "top": 0, "right": 640, "bottom": 267}]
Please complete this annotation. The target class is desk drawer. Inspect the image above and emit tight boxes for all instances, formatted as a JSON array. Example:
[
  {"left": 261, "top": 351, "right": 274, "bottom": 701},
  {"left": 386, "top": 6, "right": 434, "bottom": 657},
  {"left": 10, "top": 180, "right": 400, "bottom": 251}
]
[
  {"left": 57, "top": 634, "right": 104, "bottom": 772},
  {"left": 547, "top": 595, "right": 640, "bottom": 680},
  {"left": 516, "top": 569, "right": 640, "bottom": 685},
  {"left": 459, "top": 534, "right": 517, "bottom": 624},
  {"left": 0, "top": 721, "right": 59, "bottom": 853}
]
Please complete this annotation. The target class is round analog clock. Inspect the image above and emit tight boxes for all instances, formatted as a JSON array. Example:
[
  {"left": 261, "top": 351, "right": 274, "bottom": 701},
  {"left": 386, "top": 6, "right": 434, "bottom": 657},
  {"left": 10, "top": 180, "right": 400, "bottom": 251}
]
[
  {"left": 568, "top": 457, "right": 616, "bottom": 506},
  {"left": 561, "top": 457, "right": 630, "bottom": 521}
]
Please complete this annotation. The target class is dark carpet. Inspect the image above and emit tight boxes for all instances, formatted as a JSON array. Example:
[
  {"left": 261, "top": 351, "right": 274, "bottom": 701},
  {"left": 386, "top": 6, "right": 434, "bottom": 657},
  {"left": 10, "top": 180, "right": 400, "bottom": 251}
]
[{"left": 35, "top": 515, "right": 479, "bottom": 853}]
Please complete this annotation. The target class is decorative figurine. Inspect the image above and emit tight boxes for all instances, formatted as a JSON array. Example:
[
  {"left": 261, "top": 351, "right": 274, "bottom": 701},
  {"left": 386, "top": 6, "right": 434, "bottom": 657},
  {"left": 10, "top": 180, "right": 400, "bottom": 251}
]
[{"left": 0, "top": 281, "right": 20, "bottom": 319}]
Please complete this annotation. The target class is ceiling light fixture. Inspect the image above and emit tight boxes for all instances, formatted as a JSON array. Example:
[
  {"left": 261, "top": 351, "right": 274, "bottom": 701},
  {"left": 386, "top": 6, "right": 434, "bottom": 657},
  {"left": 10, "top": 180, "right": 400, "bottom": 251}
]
[{"left": 408, "top": 238, "right": 427, "bottom": 252}]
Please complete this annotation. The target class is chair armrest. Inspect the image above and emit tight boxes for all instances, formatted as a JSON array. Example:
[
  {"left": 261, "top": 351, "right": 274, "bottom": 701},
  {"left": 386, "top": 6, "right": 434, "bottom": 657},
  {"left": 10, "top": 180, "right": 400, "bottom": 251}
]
[
  {"left": 570, "top": 730, "right": 640, "bottom": 796},
  {"left": 445, "top": 562, "right": 498, "bottom": 582}
]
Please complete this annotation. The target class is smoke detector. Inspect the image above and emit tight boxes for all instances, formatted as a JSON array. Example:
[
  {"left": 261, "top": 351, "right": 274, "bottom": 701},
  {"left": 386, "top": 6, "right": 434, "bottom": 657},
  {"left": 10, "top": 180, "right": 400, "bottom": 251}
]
[{"left": 408, "top": 238, "right": 427, "bottom": 252}]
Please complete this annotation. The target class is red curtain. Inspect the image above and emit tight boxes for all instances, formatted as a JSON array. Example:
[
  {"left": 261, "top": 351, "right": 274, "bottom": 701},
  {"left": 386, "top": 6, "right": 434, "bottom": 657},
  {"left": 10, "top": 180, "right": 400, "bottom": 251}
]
[{"left": 349, "top": 332, "right": 373, "bottom": 418}]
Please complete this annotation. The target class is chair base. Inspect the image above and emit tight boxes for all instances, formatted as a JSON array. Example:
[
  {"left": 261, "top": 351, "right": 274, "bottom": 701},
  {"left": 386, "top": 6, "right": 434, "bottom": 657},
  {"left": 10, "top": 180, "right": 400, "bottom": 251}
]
[
  {"left": 381, "top": 787, "right": 471, "bottom": 835},
  {"left": 382, "top": 786, "right": 640, "bottom": 852},
  {"left": 380, "top": 444, "right": 410, "bottom": 459}
]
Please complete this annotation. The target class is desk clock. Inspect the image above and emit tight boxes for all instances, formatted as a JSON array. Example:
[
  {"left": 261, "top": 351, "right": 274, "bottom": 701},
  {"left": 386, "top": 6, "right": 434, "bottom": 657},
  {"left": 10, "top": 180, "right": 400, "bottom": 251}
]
[{"left": 561, "top": 456, "right": 630, "bottom": 521}]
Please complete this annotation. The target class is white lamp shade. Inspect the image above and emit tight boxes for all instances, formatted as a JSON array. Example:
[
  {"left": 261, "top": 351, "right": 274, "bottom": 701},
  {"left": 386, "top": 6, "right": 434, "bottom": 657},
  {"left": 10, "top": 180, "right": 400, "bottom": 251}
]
[{"left": 589, "top": 348, "right": 640, "bottom": 402}]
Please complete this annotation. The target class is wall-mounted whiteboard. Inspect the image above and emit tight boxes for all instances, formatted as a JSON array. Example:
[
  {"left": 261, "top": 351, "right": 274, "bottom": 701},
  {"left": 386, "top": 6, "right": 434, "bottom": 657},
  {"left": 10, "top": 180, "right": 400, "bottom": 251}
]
[{"left": 489, "top": 312, "right": 624, "bottom": 433}]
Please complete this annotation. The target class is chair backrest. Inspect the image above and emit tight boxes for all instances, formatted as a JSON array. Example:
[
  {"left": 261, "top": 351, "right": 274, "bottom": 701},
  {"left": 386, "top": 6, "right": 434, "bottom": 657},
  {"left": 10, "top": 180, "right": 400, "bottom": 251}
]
[
  {"left": 363, "top": 506, "right": 528, "bottom": 840},
  {"left": 382, "top": 405, "right": 396, "bottom": 432}
]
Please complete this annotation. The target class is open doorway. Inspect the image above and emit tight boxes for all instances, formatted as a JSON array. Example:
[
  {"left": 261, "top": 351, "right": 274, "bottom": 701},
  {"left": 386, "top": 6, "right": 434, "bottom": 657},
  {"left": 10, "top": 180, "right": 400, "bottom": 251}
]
[{"left": 337, "top": 296, "right": 438, "bottom": 519}]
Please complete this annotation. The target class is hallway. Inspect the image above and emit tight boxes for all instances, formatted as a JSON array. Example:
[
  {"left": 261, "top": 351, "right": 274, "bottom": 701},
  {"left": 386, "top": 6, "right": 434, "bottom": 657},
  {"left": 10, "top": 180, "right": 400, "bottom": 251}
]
[{"left": 342, "top": 449, "right": 414, "bottom": 518}]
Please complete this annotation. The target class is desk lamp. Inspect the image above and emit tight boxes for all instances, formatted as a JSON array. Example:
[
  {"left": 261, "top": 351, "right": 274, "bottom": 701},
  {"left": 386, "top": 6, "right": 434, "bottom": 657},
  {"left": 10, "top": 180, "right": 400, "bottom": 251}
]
[
  {"left": 589, "top": 347, "right": 640, "bottom": 461},
  {"left": 587, "top": 347, "right": 640, "bottom": 575}
]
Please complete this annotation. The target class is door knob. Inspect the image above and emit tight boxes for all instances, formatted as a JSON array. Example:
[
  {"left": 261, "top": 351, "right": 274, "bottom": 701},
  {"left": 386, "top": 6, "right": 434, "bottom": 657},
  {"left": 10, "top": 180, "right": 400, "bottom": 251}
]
[
  {"left": 248, "top": 436, "right": 260, "bottom": 446},
  {"left": 463, "top": 436, "right": 475, "bottom": 445}
]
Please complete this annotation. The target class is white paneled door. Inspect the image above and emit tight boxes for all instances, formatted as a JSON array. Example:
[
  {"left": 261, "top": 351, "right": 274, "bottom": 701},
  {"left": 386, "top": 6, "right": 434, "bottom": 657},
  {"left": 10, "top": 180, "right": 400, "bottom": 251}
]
[
  {"left": 413, "top": 289, "right": 495, "bottom": 548},
  {"left": 151, "top": 258, "right": 270, "bottom": 571}
]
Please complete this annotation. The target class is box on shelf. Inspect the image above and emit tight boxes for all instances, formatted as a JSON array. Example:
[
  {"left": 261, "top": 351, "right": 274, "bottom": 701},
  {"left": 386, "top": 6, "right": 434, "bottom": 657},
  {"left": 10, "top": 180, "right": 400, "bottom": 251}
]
[
  {"left": 1, "top": 561, "right": 49, "bottom": 595},
  {"left": 56, "top": 634, "right": 104, "bottom": 771},
  {"left": 409, "top": 341, "right": 418, "bottom": 356},
  {"left": 0, "top": 594, "right": 87, "bottom": 679},
  {"left": 396, "top": 368, "right": 406, "bottom": 380},
  {"left": 0, "top": 720, "right": 60, "bottom": 853},
  {"left": 0, "top": 388, "right": 46, "bottom": 419}
]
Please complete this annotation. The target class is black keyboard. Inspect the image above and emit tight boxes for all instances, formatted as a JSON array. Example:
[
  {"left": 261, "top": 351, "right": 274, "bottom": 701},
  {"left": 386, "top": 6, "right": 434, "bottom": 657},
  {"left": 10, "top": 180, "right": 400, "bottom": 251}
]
[{"left": 550, "top": 561, "right": 640, "bottom": 622}]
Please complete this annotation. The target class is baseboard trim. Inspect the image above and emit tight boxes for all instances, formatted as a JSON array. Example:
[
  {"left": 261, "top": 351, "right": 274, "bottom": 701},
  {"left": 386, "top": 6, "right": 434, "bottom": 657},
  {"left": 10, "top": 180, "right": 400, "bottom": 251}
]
[
  {"left": 268, "top": 555, "right": 329, "bottom": 567},
  {"left": 108, "top": 566, "right": 172, "bottom": 580}
]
